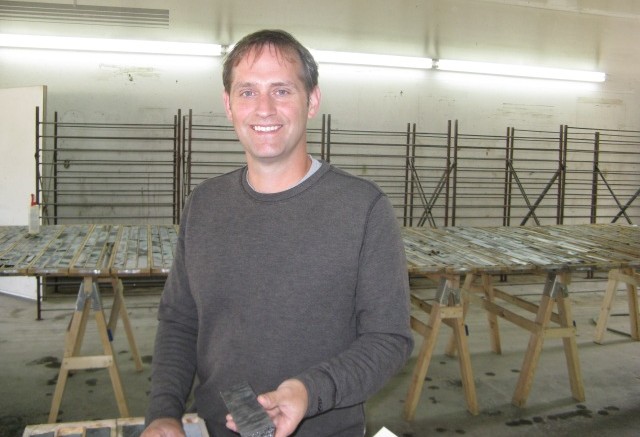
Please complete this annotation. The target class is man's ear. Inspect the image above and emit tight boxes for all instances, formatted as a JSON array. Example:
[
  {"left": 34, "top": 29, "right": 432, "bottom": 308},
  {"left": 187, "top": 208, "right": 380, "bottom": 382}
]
[
  {"left": 223, "top": 91, "right": 233, "bottom": 121},
  {"left": 307, "top": 86, "right": 321, "bottom": 119}
]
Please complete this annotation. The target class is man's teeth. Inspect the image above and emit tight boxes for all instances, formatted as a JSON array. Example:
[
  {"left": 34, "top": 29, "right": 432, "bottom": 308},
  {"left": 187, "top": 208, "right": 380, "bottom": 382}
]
[{"left": 253, "top": 125, "right": 279, "bottom": 132}]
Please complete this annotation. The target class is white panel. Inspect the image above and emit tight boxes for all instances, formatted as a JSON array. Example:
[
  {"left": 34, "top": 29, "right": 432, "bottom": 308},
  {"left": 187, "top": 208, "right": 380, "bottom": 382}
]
[{"left": 0, "top": 85, "right": 45, "bottom": 300}]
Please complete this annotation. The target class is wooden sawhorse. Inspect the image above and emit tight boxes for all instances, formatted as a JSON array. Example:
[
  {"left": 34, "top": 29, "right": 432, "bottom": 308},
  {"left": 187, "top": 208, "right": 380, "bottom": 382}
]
[
  {"left": 461, "top": 271, "right": 585, "bottom": 407},
  {"left": 404, "top": 275, "right": 478, "bottom": 421},
  {"left": 48, "top": 276, "right": 143, "bottom": 423},
  {"left": 594, "top": 267, "right": 640, "bottom": 343}
]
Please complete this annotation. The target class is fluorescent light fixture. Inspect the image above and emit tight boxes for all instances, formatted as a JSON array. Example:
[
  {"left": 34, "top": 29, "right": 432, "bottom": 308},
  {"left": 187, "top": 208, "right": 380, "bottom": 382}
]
[
  {"left": 0, "top": 33, "right": 605, "bottom": 81},
  {"left": 435, "top": 59, "right": 605, "bottom": 82},
  {"left": 0, "top": 33, "right": 222, "bottom": 56},
  {"left": 311, "top": 49, "right": 432, "bottom": 69}
]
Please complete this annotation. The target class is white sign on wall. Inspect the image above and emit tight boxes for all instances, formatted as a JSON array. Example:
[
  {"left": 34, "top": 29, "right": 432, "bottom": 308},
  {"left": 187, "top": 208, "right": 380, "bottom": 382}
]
[{"left": 0, "top": 85, "right": 46, "bottom": 300}]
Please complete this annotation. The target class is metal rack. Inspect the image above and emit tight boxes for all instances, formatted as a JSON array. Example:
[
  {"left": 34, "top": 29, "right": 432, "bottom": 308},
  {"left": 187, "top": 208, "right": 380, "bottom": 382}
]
[
  {"left": 322, "top": 119, "right": 639, "bottom": 227},
  {"left": 28, "top": 110, "right": 639, "bottom": 308},
  {"left": 37, "top": 110, "right": 180, "bottom": 225},
  {"left": 36, "top": 110, "right": 639, "bottom": 228},
  {"left": 563, "top": 126, "right": 640, "bottom": 225}
]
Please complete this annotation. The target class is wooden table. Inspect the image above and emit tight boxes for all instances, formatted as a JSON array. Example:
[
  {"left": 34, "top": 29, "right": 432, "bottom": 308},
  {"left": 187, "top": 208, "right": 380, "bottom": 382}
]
[
  {"left": 3, "top": 223, "right": 638, "bottom": 423},
  {"left": 0, "top": 224, "right": 178, "bottom": 423},
  {"left": 401, "top": 223, "right": 640, "bottom": 420},
  {"left": 22, "top": 413, "right": 208, "bottom": 437}
]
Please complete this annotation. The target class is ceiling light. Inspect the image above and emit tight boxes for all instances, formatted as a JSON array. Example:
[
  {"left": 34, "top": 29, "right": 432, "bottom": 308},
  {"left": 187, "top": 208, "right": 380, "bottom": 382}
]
[
  {"left": 0, "top": 33, "right": 222, "bottom": 56},
  {"left": 435, "top": 59, "right": 605, "bottom": 82},
  {"left": 311, "top": 49, "right": 432, "bottom": 69}
]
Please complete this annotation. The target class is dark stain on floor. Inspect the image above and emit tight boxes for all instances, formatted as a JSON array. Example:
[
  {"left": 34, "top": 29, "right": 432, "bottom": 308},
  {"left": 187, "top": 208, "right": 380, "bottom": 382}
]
[
  {"left": 597, "top": 405, "right": 619, "bottom": 416},
  {"left": 506, "top": 418, "right": 533, "bottom": 427},
  {"left": 447, "top": 379, "right": 463, "bottom": 388},
  {"left": 504, "top": 404, "right": 619, "bottom": 428},
  {"left": 28, "top": 356, "right": 61, "bottom": 368},
  {"left": 0, "top": 414, "right": 26, "bottom": 437},
  {"left": 434, "top": 427, "right": 466, "bottom": 434},
  {"left": 548, "top": 408, "right": 593, "bottom": 420}
]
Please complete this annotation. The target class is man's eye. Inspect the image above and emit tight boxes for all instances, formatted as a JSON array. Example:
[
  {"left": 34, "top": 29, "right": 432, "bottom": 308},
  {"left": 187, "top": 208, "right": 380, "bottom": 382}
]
[
  {"left": 240, "top": 90, "right": 255, "bottom": 97},
  {"left": 274, "top": 89, "right": 290, "bottom": 96}
]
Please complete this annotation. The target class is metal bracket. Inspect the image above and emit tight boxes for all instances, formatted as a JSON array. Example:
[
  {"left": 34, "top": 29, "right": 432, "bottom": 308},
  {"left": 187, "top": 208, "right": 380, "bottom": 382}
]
[
  {"left": 74, "top": 281, "right": 103, "bottom": 312},
  {"left": 435, "top": 276, "right": 461, "bottom": 305},
  {"left": 543, "top": 272, "right": 569, "bottom": 298}
]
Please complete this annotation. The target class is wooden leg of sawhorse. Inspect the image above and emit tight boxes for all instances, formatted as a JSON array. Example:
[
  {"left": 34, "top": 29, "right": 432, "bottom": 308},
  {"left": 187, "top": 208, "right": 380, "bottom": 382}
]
[
  {"left": 556, "top": 286, "right": 585, "bottom": 402},
  {"left": 49, "top": 277, "right": 130, "bottom": 423},
  {"left": 446, "top": 273, "right": 502, "bottom": 356},
  {"left": 404, "top": 303, "right": 444, "bottom": 421},
  {"left": 512, "top": 272, "right": 584, "bottom": 407},
  {"left": 106, "top": 277, "right": 143, "bottom": 371},
  {"left": 594, "top": 268, "right": 640, "bottom": 344},
  {"left": 404, "top": 277, "right": 478, "bottom": 421}
]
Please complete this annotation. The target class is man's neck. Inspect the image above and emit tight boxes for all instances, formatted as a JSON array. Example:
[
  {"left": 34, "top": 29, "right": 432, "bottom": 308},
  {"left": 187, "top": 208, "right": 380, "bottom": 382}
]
[{"left": 246, "top": 153, "right": 312, "bottom": 194}]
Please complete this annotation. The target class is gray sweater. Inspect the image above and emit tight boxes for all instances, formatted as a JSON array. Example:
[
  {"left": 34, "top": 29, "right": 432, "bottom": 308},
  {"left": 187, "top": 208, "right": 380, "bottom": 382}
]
[{"left": 146, "top": 161, "right": 413, "bottom": 436}]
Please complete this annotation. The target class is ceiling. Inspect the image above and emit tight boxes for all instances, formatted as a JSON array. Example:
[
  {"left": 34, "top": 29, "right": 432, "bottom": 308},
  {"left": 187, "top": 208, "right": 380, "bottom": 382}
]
[{"left": 1, "top": 0, "right": 638, "bottom": 73}]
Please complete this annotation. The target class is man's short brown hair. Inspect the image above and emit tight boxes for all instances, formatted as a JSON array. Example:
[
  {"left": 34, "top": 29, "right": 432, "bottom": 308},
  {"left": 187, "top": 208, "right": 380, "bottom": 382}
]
[{"left": 222, "top": 29, "right": 319, "bottom": 97}]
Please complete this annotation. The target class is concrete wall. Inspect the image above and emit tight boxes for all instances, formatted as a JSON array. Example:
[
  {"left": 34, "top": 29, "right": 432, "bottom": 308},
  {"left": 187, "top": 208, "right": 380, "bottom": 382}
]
[
  {"left": 0, "top": 0, "right": 638, "bottom": 132},
  {"left": 0, "top": 1, "right": 637, "bottom": 226}
]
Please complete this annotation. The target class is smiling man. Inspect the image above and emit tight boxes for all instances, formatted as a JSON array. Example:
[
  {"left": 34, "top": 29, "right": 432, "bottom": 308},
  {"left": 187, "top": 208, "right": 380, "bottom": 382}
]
[{"left": 143, "top": 30, "right": 413, "bottom": 437}]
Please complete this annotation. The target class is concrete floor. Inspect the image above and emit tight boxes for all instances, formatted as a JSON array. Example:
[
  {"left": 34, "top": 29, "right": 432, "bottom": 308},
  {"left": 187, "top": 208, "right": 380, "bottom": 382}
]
[{"left": 2, "top": 273, "right": 639, "bottom": 437}]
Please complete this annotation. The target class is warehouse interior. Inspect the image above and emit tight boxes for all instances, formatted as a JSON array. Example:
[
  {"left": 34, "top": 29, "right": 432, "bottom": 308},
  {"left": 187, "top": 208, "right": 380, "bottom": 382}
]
[{"left": 1, "top": 1, "right": 639, "bottom": 436}]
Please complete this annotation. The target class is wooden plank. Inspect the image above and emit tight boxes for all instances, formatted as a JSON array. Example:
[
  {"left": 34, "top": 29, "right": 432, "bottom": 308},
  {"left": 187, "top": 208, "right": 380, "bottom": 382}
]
[
  {"left": 466, "top": 291, "right": 540, "bottom": 333},
  {"left": 512, "top": 294, "right": 556, "bottom": 407},
  {"left": 403, "top": 224, "right": 640, "bottom": 277},
  {"left": 403, "top": 227, "right": 527, "bottom": 274},
  {"left": 68, "top": 225, "right": 119, "bottom": 276},
  {"left": 0, "top": 226, "right": 28, "bottom": 257},
  {"left": 110, "top": 225, "right": 151, "bottom": 276},
  {"left": 492, "top": 287, "right": 562, "bottom": 325},
  {"left": 556, "top": 291, "right": 585, "bottom": 402},
  {"left": 2, "top": 226, "right": 66, "bottom": 275},
  {"left": 403, "top": 302, "right": 445, "bottom": 421},
  {"left": 150, "top": 224, "right": 178, "bottom": 274},
  {"left": 63, "top": 354, "right": 113, "bottom": 370},
  {"left": 27, "top": 225, "right": 93, "bottom": 276},
  {"left": 24, "top": 414, "right": 208, "bottom": 437}
]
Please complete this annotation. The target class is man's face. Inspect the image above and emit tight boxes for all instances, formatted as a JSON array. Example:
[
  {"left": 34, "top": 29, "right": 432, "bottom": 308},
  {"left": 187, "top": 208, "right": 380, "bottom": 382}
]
[{"left": 223, "top": 46, "right": 320, "bottom": 166}]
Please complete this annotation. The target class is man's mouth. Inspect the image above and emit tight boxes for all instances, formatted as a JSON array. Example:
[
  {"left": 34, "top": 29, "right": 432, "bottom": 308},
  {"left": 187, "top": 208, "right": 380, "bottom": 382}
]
[{"left": 252, "top": 125, "right": 281, "bottom": 133}]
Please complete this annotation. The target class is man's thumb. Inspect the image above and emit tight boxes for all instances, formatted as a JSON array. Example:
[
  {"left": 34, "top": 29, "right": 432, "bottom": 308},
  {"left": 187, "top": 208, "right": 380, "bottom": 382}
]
[{"left": 257, "top": 391, "right": 276, "bottom": 409}]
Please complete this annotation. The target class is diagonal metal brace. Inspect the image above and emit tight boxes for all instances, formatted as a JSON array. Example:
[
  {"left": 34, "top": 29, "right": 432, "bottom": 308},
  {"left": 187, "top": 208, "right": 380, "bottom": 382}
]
[
  {"left": 543, "top": 272, "right": 569, "bottom": 298},
  {"left": 435, "top": 276, "right": 461, "bottom": 305}
]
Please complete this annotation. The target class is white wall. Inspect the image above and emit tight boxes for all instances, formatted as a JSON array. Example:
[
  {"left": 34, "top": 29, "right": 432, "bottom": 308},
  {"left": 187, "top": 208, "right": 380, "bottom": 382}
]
[
  {"left": 0, "top": 1, "right": 637, "bottom": 227},
  {"left": 0, "top": 0, "right": 638, "bottom": 132},
  {"left": 0, "top": 86, "right": 45, "bottom": 300}
]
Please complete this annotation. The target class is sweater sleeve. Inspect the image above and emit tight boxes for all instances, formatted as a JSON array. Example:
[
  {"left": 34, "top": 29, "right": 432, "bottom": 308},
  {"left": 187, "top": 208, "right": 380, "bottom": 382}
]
[
  {"left": 145, "top": 197, "right": 199, "bottom": 425},
  {"left": 296, "top": 193, "right": 414, "bottom": 416}
]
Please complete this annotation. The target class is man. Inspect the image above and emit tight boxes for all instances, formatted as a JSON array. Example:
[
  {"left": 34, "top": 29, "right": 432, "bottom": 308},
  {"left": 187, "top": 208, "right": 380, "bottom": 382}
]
[{"left": 143, "top": 29, "right": 413, "bottom": 437}]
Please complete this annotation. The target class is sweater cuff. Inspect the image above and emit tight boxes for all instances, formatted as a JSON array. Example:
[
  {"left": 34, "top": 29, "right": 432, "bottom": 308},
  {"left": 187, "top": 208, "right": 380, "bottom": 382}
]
[
  {"left": 145, "top": 397, "right": 185, "bottom": 426},
  {"left": 296, "top": 368, "right": 337, "bottom": 417}
]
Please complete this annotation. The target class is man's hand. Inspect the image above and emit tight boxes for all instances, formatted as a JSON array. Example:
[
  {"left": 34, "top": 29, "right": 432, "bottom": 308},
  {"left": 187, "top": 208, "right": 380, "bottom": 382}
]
[
  {"left": 226, "top": 379, "right": 308, "bottom": 437},
  {"left": 140, "top": 417, "right": 185, "bottom": 437}
]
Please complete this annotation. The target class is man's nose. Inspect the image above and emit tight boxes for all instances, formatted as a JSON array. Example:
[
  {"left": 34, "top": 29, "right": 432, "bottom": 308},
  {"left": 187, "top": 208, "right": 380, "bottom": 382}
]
[{"left": 255, "top": 93, "right": 276, "bottom": 116}]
